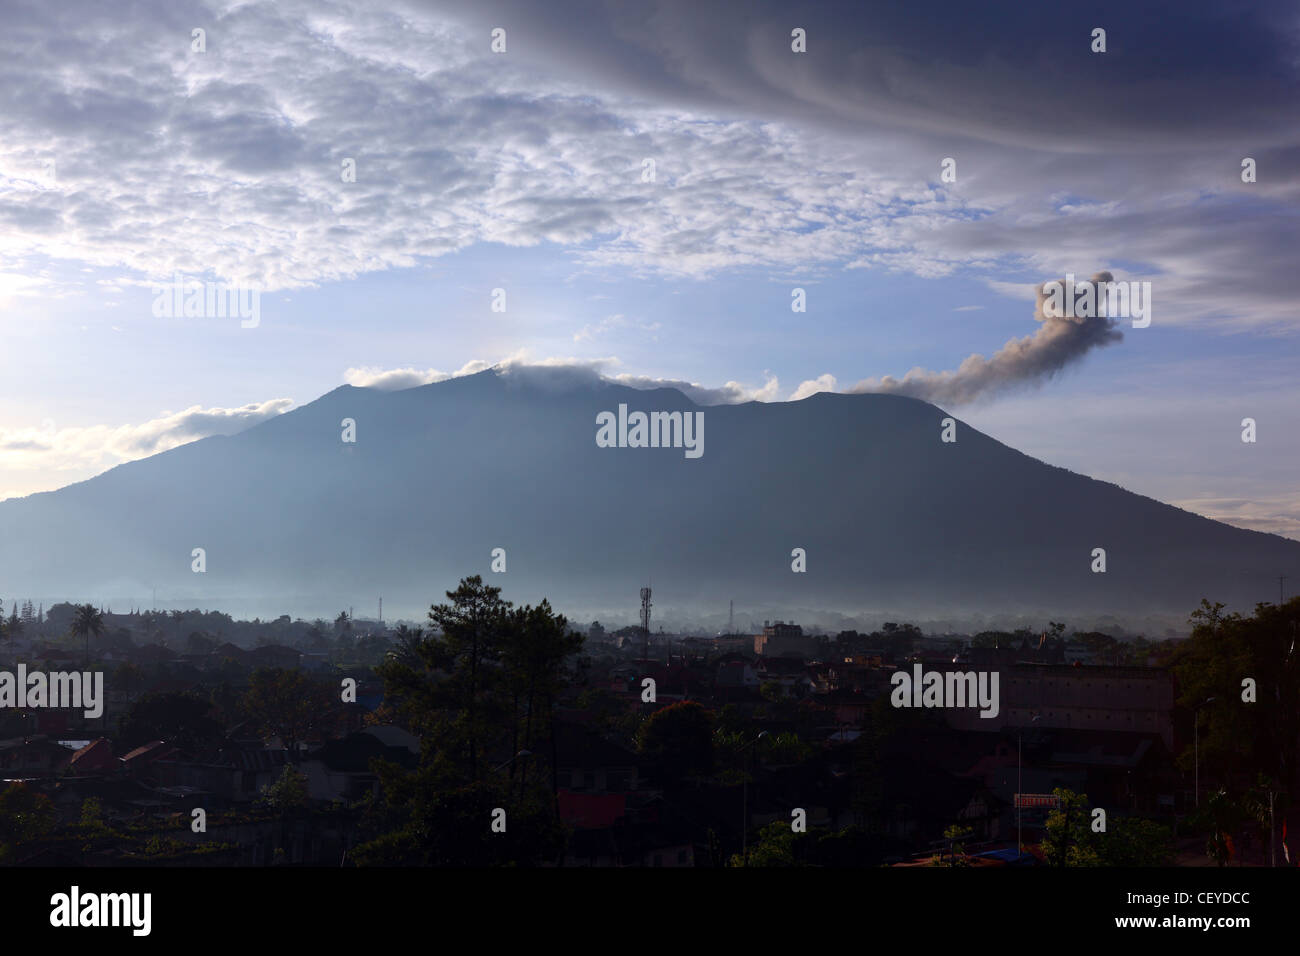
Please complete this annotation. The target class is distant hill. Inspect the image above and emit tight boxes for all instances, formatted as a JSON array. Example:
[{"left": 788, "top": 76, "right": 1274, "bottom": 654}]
[{"left": 2, "top": 368, "right": 1296, "bottom": 629}]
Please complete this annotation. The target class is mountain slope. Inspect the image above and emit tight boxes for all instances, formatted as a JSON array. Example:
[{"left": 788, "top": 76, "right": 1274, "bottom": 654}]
[{"left": 2, "top": 369, "right": 1296, "bottom": 626}]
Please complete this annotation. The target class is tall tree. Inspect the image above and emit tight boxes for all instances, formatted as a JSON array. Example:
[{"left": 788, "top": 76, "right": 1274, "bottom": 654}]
[
  {"left": 385, "top": 624, "right": 425, "bottom": 670},
  {"left": 361, "top": 577, "right": 581, "bottom": 866},
  {"left": 70, "top": 603, "right": 104, "bottom": 668},
  {"left": 1173, "top": 598, "right": 1300, "bottom": 792},
  {"left": 420, "top": 575, "right": 512, "bottom": 781},
  {"left": 241, "top": 668, "right": 343, "bottom": 751},
  {"left": 638, "top": 701, "right": 715, "bottom": 784},
  {"left": 500, "top": 600, "right": 582, "bottom": 798},
  {"left": 119, "top": 691, "right": 223, "bottom": 752}
]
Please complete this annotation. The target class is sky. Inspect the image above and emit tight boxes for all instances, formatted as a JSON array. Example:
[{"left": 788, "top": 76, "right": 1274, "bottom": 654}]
[{"left": 1, "top": 0, "right": 1299, "bottom": 537}]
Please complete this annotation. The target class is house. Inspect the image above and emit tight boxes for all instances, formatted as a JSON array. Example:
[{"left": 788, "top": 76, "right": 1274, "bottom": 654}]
[
  {"left": 247, "top": 645, "right": 301, "bottom": 670},
  {"left": 64, "top": 738, "right": 116, "bottom": 775},
  {"left": 153, "top": 739, "right": 293, "bottom": 803},
  {"left": 0, "top": 735, "right": 72, "bottom": 777},
  {"left": 555, "top": 721, "right": 640, "bottom": 797},
  {"left": 297, "top": 726, "right": 419, "bottom": 802},
  {"left": 716, "top": 658, "right": 758, "bottom": 689},
  {"left": 755, "top": 657, "right": 815, "bottom": 698},
  {"left": 754, "top": 621, "right": 807, "bottom": 658},
  {"left": 121, "top": 740, "right": 179, "bottom": 778}
]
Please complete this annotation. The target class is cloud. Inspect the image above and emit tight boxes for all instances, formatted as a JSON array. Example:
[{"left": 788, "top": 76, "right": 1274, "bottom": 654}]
[
  {"left": 1170, "top": 494, "right": 1300, "bottom": 541},
  {"left": 789, "top": 374, "right": 839, "bottom": 401},
  {"left": 421, "top": 0, "right": 1300, "bottom": 154},
  {"left": 0, "top": 0, "right": 1293, "bottom": 327},
  {"left": 345, "top": 354, "right": 780, "bottom": 404},
  {"left": 342, "top": 360, "right": 497, "bottom": 390},
  {"left": 846, "top": 273, "right": 1123, "bottom": 406},
  {"left": 0, "top": 399, "right": 294, "bottom": 497},
  {"left": 573, "top": 314, "right": 661, "bottom": 342}
]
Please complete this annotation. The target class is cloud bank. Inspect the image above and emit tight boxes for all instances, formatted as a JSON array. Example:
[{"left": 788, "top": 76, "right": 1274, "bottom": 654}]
[{"left": 0, "top": 399, "right": 294, "bottom": 499}]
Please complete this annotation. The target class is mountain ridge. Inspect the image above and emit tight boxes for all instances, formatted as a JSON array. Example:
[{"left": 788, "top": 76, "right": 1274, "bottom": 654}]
[{"left": 2, "top": 368, "right": 1295, "bottom": 630}]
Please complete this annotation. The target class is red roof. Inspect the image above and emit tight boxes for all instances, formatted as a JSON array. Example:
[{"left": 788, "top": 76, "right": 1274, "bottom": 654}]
[
  {"left": 65, "top": 737, "right": 115, "bottom": 774},
  {"left": 122, "top": 740, "right": 177, "bottom": 767}
]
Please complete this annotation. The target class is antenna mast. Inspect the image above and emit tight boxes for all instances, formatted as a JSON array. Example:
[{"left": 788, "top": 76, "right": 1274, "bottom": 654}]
[{"left": 640, "top": 586, "right": 652, "bottom": 661}]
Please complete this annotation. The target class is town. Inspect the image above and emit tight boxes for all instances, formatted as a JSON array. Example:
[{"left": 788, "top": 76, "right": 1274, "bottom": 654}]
[{"left": 0, "top": 583, "right": 1291, "bottom": 868}]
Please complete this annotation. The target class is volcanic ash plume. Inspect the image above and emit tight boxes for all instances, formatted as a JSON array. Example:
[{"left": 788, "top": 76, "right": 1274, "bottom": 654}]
[{"left": 847, "top": 272, "right": 1123, "bottom": 406}]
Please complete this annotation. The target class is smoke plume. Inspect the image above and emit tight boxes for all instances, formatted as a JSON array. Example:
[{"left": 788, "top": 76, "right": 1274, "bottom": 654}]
[{"left": 846, "top": 272, "right": 1123, "bottom": 405}]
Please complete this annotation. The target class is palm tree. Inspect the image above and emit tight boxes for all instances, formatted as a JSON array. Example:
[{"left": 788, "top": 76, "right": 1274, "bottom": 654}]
[
  {"left": 386, "top": 624, "right": 426, "bottom": 669},
  {"left": 71, "top": 603, "right": 104, "bottom": 669}
]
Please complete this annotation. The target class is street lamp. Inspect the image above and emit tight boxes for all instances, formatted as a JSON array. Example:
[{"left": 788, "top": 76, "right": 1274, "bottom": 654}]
[
  {"left": 1194, "top": 697, "right": 1216, "bottom": 808},
  {"left": 741, "top": 732, "right": 768, "bottom": 866},
  {"left": 1018, "top": 714, "right": 1041, "bottom": 857}
]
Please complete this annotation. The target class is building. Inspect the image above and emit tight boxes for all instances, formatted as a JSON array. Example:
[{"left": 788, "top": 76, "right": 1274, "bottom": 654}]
[
  {"left": 754, "top": 620, "right": 806, "bottom": 658},
  {"left": 943, "top": 662, "right": 1175, "bottom": 749}
]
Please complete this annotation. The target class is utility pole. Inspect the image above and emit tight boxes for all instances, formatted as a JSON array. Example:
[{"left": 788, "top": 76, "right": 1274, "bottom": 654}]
[
  {"left": 1018, "top": 714, "right": 1041, "bottom": 856},
  {"left": 640, "top": 587, "right": 652, "bottom": 663}
]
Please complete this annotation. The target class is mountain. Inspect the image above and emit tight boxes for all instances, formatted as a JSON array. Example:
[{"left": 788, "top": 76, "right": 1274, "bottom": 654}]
[{"left": 2, "top": 368, "right": 1296, "bottom": 629}]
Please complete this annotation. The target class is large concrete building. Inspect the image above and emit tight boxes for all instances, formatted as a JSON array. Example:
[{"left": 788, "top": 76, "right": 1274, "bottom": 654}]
[
  {"left": 942, "top": 662, "right": 1175, "bottom": 749},
  {"left": 754, "top": 620, "right": 806, "bottom": 658}
]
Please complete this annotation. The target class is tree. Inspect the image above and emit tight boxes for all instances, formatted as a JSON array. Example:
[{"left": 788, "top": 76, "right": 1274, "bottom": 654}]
[
  {"left": 1098, "top": 816, "right": 1174, "bottom": 867},
  {"left": 241, "top": 668, "right": 343, "bottom": 750},
  {"left": 186, "top": 632, "right": 216, "bottom": 655},
  {"left": 0, "top": 782, "right": 55, "bottom": 859},
  {"left": 262, "top": 765, "right": 310, "bottom": 811},
  {"left": 1042, "top": 788, "right": 1100, "bottom": 866},
  {"left": 932, "top": 824, "right": 974, "bottom": 866},
  {"left": 119, "top": 692, "right": 223, "bottom": 753},
  {"left": 80, "top": 796, "right": 107, "bottom": 830},
  {"left": 378, "top": 576, "right": 512, "bottom": 781},
  {"left": 70, "top": 603, "right": 104, "bottom": 668},
  {"left": 728, "top": 821, "right": 797, "bottom": 867},
  {"left": 1173, "top": 598, "right": 1300, "bottom": 792},
  {"left": 351, "top": 776, "right": 564, "bottom": 867},
  {"left": 359, "top": 577, "right": 583, "bottom": 866},
  {"left": 385, "top": 624, "right": 426, "bottom": 670},
  {"left": 637, "top": 701, "right": 715, "bottom": 783},
  {"left": 1201, "top": 788, "right": 1239, "bottom": 866},
  {"left": 499, "top": 600, "right": 583, "bottom": 798},
  {"left": 306, "top": 620, "right": 329, "bottom": 649}
]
